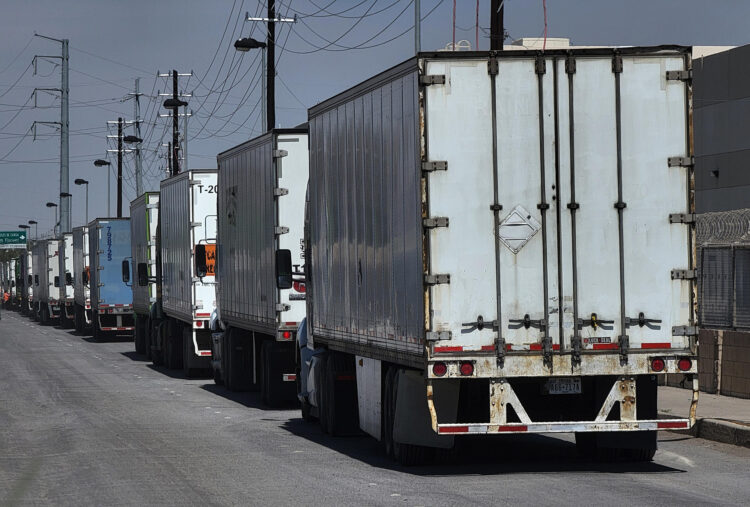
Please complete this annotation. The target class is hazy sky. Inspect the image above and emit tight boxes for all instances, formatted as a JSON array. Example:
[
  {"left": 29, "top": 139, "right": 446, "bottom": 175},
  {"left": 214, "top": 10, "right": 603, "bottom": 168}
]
[{"left": 1, "top": 0, "right": 748, "bottom": 235}]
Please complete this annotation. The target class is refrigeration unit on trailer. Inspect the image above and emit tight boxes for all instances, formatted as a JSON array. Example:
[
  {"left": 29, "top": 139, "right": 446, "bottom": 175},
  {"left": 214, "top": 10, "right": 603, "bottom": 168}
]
[
  {"left": 141, "top": 170, "right": 216, "bottom": 376},
  {"left": 72, "top": 226, "right": 92, "bottom": 332},
  {"left": 300, "top": 47, "right": 697, "bottom": 464},
  {"left": 130, "top": 192, "right": 159, "bottom": 356},
  {"left": 88, "top": 218, "right": 134, "bottom": 340},
  {"left": 31, "top": 239, "right": 61, "bottom": 324},
  {"left": 209, "top": 129, "right": 309, "bottom": 405},
  {"left": 20, "top": 248, "right": 33, "bottom": 315},
  {"left": 57, "top": 233, "right": 75, "bottom": 327}
]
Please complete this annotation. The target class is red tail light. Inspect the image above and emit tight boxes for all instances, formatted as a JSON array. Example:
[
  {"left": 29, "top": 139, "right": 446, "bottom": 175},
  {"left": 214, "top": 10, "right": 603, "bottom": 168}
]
[
  {"left": 459, "top": 362, "right": 474, "bottom": 376},
  {"left": 677, "top": 358, "right": 692, "bottom": 371},
  {"left": 293, "top": 281, "right": 306, "bottom": 293},
  {"left": 432, "top": 362, "right": 447, "bottom": 377},
  {"left": 196, "top": 320, "right": 203, "bottom": 327},
  {"left": 651, "top": 357, "right": 665, "bottom": 372}
]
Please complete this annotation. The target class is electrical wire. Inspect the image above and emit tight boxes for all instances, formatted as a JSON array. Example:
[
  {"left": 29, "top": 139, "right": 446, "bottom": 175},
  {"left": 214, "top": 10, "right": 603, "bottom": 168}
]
[
  {"left": 0, "top": 62, "right": 32, "bottom": 99},
  {"left": 0, "top": 37, "right": 34, "bottom": 75}
]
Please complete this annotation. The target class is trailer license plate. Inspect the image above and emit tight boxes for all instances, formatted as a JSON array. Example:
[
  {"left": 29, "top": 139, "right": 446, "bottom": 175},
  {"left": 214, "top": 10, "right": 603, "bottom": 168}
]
[{"left": 545, "top": 377, "right": 582, "bottom": 395}]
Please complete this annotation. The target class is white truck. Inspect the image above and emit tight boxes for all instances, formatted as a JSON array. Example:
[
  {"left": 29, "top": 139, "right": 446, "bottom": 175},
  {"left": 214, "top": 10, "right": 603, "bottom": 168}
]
[
  {"left": 207, "top": 129, "right": 309, "bottom": 405},
  {"left": 57, "top": 233, "right": 75, "bottom": 328},
  {"left": 139, "top": 170, "right": 217, "bottom": 376},
  {"left": 130, "top": 192, "right": 159, "bottom": 357},
  {"left": 299, "top": 47, "right": 698, "bottom": 464},
  {"left": 20, "top": 249, "right": 33, "bottom": 315},
  {"left": 72, "top": 226, "right": 92, "bottom": 332},
  {"left": 31, "top": 239, "right": 60, "bottom": 325}
]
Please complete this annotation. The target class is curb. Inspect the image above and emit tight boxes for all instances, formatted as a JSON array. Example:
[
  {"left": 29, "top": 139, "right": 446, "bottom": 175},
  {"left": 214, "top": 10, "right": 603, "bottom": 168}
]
[{"left": 661, "top": 413, "right": 750, "bottom": 448}]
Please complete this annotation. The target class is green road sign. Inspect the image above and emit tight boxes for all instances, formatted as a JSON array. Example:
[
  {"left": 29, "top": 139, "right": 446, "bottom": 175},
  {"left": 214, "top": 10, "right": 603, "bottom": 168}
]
[{"left": 0, "top": 231, "right": 28, "bottom": 249}]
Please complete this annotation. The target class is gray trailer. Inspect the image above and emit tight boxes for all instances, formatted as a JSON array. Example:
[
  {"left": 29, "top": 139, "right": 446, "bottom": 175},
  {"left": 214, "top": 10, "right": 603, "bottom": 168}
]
[
  {"left": 72, "top": 226, "right": 91, "bottom": 332},
  {"left": 130, "top": 192, "right": 159, "bottom": 356},
  {"left": 300, "top": 47, "right": 698, "bottom": 464},
  {"left": 210, "top": 129, "right": 309, "bottom": 404}
]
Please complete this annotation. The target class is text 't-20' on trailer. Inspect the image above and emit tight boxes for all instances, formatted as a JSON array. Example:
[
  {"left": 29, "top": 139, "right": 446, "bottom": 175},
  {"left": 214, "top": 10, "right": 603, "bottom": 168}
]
[
  {"left": 210, "top": 128, "right": 309, "bottom": 404},
  {"left": 88, "top": 218, "right": 134, "bottom": 340},
  {"left": 301, "top": 47, "right": 697, "bottom": 464}
]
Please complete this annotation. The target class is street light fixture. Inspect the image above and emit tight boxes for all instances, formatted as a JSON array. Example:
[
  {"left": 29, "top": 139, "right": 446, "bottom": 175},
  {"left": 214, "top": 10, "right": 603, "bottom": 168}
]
[
  {"left": 163, "top": 98, "right": 188, "bottom": 109},
  {"left": 74, "top": 179, "right": 89, "bottom": 224},
  {"left": 234, "top": 37, "right": 269, "bottom": 129},
  {"left": 46, "top": 202, "right": 58, "bottom": 237},
  {"left": 94, "top": 159, "right": 112, "bottom": 216},
  {"left": 28, "top": 220, "right": 38, "bottom": 239},
  {"left": 123, "top": 135, "right": 143, "bottom": 144}
]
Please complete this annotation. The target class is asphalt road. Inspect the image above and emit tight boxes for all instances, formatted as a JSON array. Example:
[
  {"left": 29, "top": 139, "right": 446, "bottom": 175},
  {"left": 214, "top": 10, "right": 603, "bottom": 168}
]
[{"left": 1, "top": 311, "right": 749, "bottom": 506}]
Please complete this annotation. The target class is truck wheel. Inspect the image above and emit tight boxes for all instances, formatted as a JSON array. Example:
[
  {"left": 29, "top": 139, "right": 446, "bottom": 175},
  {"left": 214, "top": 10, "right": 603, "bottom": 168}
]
[
  {"left": 322, "top": 351, "right": 359, "bottom": 436},
  {"left": 318, "top": 354, "right": 331, "bottom": 434},
  {"left": 134, "top": 317, "right": 145, "bottom": 355},
  {"left": 260, "top": 340, "right": 270, "bottom": 405},
  {"left": 73, "top": 304, "right": 82, "bottom": 332},
  {"left": 151, "top": 321, "right": 164, "bottom": 366},
  {"left": 211, "top": 333, "right": 224, "bottom": 385},
  {"left": 144, "top": 317, "right": 153, "bottom": 360},
  {"left": 183, "top": 325, "right": 200, "bottom": 378},
  {"left": 92, "top": 317, "right": 103, "bottom": 342}
]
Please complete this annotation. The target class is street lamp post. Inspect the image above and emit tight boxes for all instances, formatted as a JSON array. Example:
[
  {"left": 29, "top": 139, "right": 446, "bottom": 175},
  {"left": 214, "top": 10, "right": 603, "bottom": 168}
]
[
  {"left": 234, "top": 37, "right": 268, "bottom": 130},
  {"left": 60, "top": 192, "right": 72, "bottom": 228},
  {"left": 28, "top": 220, "right": 38, "bottom": 239},
  {"left": 94, "top": 159, "right": 112, "bottom": 216},
  {"left": 45, "top": 202, "right": 58, "bottom": 237},
  {"left": 74, "top": 179, "right": 89, "bottom": 224}
]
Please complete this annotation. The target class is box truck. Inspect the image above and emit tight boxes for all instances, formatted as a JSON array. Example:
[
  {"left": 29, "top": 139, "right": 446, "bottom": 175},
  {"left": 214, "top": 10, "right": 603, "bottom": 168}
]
[
  {"left": 31, "top": 239, "right": 60, "bottom": 324},
  {"left": 130, "top": 192, "right": 159, "bottom": 356},
  {"left": 88, "top": 218, "right": 134, "bottom": 340},
  {"left": 72, "top": 226, "right": 91, "bottom": 332},
  {"left": 298, "top": 47, "right": 698, "bottom": 464},
  {"left": 57, "top": 233, "right": 75, "bottom": 327},
  {"left": 207, "top": 129, "right": 309, "bottom": 404},
  {"left": 138, "top": 171, "right": 216, "bottom": 376},
  {"left": 20, "top": 249, "right": 33, "bottom": 315}
]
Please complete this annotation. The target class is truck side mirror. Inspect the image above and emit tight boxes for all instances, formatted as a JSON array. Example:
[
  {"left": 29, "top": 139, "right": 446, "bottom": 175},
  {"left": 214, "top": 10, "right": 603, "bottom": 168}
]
[
  {"left": 276, "top": 249, "right": 293, "bottom": 289},
  {"left": 82, "top": 270, "right": 88, "bottom": 284},
  {"left": 54, "top": 276, "right": 60, "bottom": 288},
  {"left": 195, "top": 244, "right": 207, "bottom": 277},
  {"left": 122, "top": 259, "right": 130, "bottom": 284},
  {"left": 137, "top": 263, "right": 149, "bottom": 287},
  {"left": 65, "top": 272, "right": 72, "bottom": 285}
]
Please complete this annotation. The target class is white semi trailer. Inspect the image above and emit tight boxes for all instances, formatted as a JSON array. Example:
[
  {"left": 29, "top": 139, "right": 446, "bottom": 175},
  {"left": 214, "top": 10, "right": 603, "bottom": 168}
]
[
  {"left": 72, "top": 226, "right": 91, "bottom": 332},
  {"left": 57, "top": 233, "right": 75, "bottom": 328},
  {"left": 299, "top": 47, "right": 698, "bottom": 464},
  {"left": 139, "top": 170, "right": 217, "bottom": 376},
  {"left": 31, "top": 239, "right": 60, "bottom": 325},
  {"left": 130, "top": 192, "right": 159, "bottom": 357},
  {"left": 208, "top": 129, "right": 309, "bottom": 405}
]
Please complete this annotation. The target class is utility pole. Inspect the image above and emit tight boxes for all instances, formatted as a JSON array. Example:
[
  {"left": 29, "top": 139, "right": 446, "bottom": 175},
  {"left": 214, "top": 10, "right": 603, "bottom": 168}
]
[
  {"left": 172, "top": 70, "right": 179, "bottom": 175},
  {"left": 32, "top": 34, "right": 70, "bottom": 234},
  {"left": 130, "top": 78, "right": 143, "bottom": 196},
  {"left": 183, "top": 105, "right": 190, "bottom": 172},
  {"left": 267, "top": 1, "right": 275, "bottom": 131},
  {"left": 490, "top": 0, "right": 505, "bottom": 50},
  {"left": 415, "top": 0, "right": 421, "bottom": 53},
  {"left": 117, "top": 118, "right": 123, "bottom": 218}
]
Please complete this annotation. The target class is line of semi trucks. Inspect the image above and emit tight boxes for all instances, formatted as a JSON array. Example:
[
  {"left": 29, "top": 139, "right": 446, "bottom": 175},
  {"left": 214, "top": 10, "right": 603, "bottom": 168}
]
[{"left": 1, "top": 48, "right": 700, "bottom": 464}]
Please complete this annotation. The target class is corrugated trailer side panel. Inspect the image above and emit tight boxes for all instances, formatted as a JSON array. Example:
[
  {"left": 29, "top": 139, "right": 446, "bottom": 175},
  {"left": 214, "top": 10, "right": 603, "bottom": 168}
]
[
  {"left": 73, "top": 227, "right": 89, "bottom": 307},
  {"left": 160, "top": 174, "right": 193, "bottom": 321},
  {"left": 308, "top": 60, "right": 424, "bottom": 364},
  {"left": 217, "top": 136, "right": 275, "bottom": 332}
]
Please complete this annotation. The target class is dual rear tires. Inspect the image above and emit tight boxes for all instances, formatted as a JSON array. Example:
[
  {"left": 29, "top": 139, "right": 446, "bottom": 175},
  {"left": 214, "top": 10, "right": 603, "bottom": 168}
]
[{"left": 317, "top": 352, "right": 359, "bottom": 437}]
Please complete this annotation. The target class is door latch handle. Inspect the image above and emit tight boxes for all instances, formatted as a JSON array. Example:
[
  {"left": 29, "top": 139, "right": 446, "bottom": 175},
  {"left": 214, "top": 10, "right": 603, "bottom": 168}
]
[
  {"left": 509, "top": 314, "right": 546, "bottom": 330},
  {"left": 461, "top": 315, "right": 498, "bottom": 331},
  {"left": 626, "top": 312, "right": 662, "bottom": 328},
  {"left": 578, "top": 313, "right": 615, "bottom": 330}
]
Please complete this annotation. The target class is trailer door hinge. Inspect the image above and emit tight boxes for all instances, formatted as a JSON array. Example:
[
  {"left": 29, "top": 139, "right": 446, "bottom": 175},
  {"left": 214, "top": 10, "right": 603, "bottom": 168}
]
[
  {"left": 146, "top": 203, "right": 158, "bottom": 209},
  {"left": 424, "top": 274, "right": 450, "bottom": 285},
  {"left": 673, "top": 325, "right": 698, "bottom": 337},
  {"left": 275, "top": 226, "right": 289, "bottom": 235},
  {"left": 274, "top": 187, "right": 289, "bottom": 197},
  {"left": 419, "top": 74, "right": 445, "bottom": 86},
  {"left": 666, "top": 70, "right": 692, "bottom": 81},
  {"left": 612, "top": 54, "right": 623, "bottom": 74},
  {"left": 671, "top": 269, "right": 697, "bottom": 280},
  {"left": 190, "top": 222, "right": 202, "bottom": 228},
  {"left": 273, "top": 149, "right": 288, "bottom": 158},
  {"left": 423, "top": 217, "right": 449, "bottom": 229},
  {"left": 488, "top": 57, "right": 498, "bottom": 76},
  {"left": 276, "top": 303, "right": 291, "bottom": 312},
  {"left": 422, "top": 161, "right": 447, "bottom": 172},
  {"left": 426, "top": 331, "right": 451, "bottom": 342},
  {"left": 535, "top": 56, "right": 547, "bottom": 75},
  {"left": 669, "top": 213, "right": 696, "bottom": 224},
  {"left": 668, "top": 156, "right": 694, "bottom": 168}
]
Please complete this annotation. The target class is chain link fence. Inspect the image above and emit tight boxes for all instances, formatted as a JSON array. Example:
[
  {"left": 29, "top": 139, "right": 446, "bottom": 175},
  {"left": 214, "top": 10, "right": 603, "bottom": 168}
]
[{"left": 697, "top": 210, "right": 750, "bottom": 329}]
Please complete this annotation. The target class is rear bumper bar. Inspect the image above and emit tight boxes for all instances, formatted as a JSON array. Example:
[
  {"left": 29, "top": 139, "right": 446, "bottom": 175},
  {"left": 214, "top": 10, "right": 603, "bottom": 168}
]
[{"left": 437, "top": 419, "right": 690, "bottom": 435}]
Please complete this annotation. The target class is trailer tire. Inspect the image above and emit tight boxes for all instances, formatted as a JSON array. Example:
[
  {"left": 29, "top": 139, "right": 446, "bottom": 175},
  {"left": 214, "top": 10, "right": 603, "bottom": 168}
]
[
  {"left": 92, "top": 316, "right": 103, "bottom": 342},
  {"left": 144, "top": 317, "right": 153, "bottom": 360},
  {"left": 151, "top": 320, "right": 164, "bottom": 366},
  {"left": 318, "top": 354, "right": 331, "bottom": 434},
  {"left": 321, "top": 351, "right": 358, "bottom": 436},
  {"left": 183, "top": 325, "right": 200, "bottom": 378},
  {"left": 134, "top": 317, "right": 146, "bottom": 355},
  {"left": 73, "top": 304, "right": 83, "bottom": 333}
]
